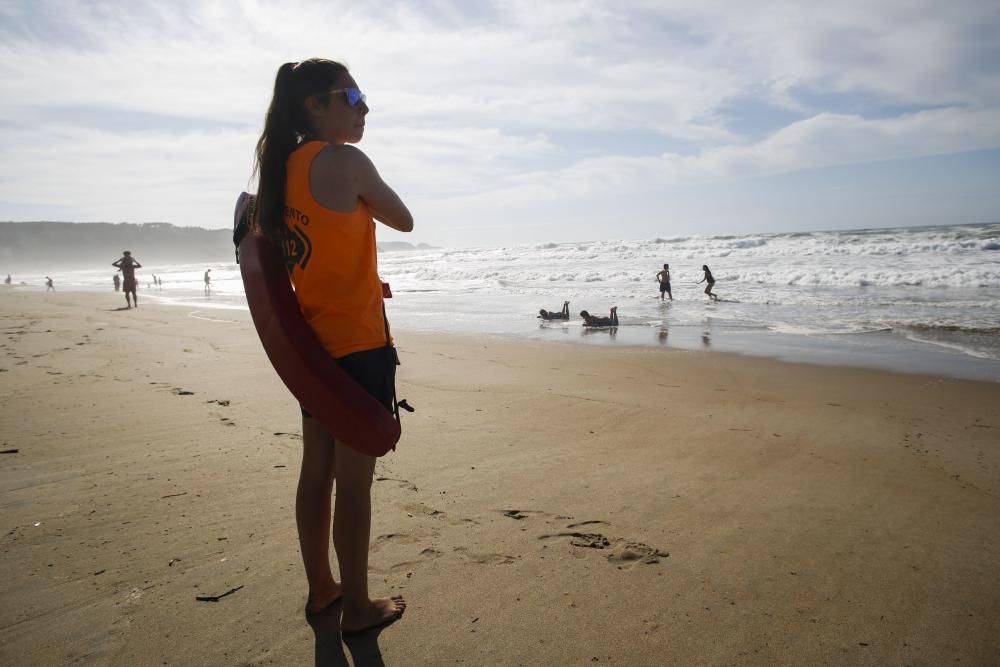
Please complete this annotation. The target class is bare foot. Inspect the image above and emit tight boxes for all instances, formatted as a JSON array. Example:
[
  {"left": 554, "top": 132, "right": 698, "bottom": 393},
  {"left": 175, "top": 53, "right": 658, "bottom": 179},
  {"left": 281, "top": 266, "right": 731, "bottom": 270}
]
[
  {"left": 305, "top": 582, "right": 343, "bottom": 615},
  {"left": 341, "top": 596, "right": 406, "bottom": 635}
]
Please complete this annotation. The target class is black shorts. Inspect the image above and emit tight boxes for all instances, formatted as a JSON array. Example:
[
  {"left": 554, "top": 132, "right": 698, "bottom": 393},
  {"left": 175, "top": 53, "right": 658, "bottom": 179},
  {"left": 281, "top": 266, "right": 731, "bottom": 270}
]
[
  {"left": 659, "top": 282, "right": 671, "bottom": 293},
  {"left": 300, "top": 345, "right": 398, "bottom": 418}
]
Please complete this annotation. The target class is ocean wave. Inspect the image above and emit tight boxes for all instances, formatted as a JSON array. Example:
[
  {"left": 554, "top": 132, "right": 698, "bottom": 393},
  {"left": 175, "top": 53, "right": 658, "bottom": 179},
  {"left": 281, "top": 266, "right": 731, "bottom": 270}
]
[
  {"left": 898, "top": 332, "right": 998, "bottom": 360},
  {"left": 393, "top": 262, "right": 1000, "bottom": 289},
  {"left": 894, "top": 323, "right": 1000, "bottom": 336}
]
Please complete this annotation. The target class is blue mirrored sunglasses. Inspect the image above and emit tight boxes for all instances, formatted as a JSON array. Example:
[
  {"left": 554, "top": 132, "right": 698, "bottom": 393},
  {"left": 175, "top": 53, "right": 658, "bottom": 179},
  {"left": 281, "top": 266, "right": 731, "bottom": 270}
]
[{"left": 326, "top": 87, "right": 367, "bottom": 107}]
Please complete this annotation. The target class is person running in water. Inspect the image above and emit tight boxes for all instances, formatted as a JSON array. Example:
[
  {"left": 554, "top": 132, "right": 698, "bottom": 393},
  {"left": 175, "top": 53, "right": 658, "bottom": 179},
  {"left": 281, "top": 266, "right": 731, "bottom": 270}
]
[
  {"left": 580, "top": 306, "right": 619, "bottom": 327},
  {"left": 656, "top": 263, "right": 672, "bottom": 301},
  {"left": 112, "top": 251, "right": 142, "bottom": 308},
  {"left": 538, "top": 301, "right": 570, "bottom": 320},
  {"left": 698, "top": 264, "right": 718, "bottom": 301}
]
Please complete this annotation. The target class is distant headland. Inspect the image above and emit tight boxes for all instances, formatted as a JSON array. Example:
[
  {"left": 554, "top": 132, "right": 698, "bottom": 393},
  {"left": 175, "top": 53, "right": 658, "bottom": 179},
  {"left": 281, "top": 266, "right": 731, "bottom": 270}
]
[{"left": 0, "top": 221, "right": 436, "bottom": 270}]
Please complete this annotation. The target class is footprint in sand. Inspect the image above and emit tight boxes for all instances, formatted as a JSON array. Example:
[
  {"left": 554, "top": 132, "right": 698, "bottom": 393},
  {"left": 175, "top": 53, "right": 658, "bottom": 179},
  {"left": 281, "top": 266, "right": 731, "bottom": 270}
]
[
  {"left": 171, "top": 388, "right": 195, "bottom": 396},
  {"left": 540, "top": 525, "right": 669, "bottom": 568},
  {"left": 607, "top": 542, "right": 670, "bottom": 568},
  {"left": 376, "top": 476, "right": 418, "bottom": 492},
  {"left": 453, "top": 546, "right": 519, "bottom": 565},
  {"left": 540, "top": 531, "right": 611, "bottom": 549},
  {"left": 373, "top": 532, "right": 424, "bottom": 547},
  {"left": 402, "top": 502, "right": 444, "bottom": 518}
]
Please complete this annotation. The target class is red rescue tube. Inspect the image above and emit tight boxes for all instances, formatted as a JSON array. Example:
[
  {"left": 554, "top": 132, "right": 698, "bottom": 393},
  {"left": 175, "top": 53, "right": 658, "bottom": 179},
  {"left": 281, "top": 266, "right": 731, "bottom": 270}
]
[{"left": 234, "top": 192, "right": 400, "bottom": 456}]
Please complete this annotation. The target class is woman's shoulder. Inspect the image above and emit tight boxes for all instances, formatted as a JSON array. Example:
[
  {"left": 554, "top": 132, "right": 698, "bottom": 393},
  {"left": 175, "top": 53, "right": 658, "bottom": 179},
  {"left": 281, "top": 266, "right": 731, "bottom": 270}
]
[
  {"left": 313, "top": 144, "right": 375, "bottom": 179},
  {"left": 315, "top": 143, "right": 369, "bottom": 165}
]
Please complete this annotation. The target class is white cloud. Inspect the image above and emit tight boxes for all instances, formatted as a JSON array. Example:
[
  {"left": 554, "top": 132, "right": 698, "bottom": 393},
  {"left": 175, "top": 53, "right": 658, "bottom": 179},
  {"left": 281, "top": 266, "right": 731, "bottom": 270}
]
[{"left": 0, "top": 0, "right": 998, "bottom": 244}]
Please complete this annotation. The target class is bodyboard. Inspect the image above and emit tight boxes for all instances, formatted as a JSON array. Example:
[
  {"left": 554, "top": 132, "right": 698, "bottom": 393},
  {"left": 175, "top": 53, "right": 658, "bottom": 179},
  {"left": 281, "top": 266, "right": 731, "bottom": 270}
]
[{"left": 234, "top": 192, "right": 400, "bottom": 456}]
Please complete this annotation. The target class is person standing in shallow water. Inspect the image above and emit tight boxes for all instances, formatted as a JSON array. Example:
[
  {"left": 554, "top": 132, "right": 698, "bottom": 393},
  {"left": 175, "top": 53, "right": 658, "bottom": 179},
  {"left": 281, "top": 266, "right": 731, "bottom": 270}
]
[
  {"left": 203, "top": 269, "right": 211, "bottom": 294},
  {"left": 113, "top": 272, "right": 121, "bottom": 292},
  {"left": 112, "top": 251, "right": 142, "bottom": 308},
  {"left": 656, "top": 263, "right": 672, "bottom": 301},
  {"left": 252, "top": 58, "right": 412, "bottom": 634},
  {"left": 698, "top": 264, "right": 718, "bottom": 301}
]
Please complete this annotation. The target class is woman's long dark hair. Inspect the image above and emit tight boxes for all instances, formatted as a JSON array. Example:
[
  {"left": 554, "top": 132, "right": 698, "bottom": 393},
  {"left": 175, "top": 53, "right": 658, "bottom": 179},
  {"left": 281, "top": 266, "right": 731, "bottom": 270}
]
[{"left": 252, "top": 58, "right": 347, "bottom": 240}]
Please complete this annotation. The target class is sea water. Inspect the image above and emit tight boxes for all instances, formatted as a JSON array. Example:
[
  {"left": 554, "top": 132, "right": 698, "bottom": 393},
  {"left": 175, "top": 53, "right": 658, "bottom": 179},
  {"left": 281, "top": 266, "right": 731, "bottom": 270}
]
[{"left": 11, "top": 222, "right": 1000, "bottom": 382}]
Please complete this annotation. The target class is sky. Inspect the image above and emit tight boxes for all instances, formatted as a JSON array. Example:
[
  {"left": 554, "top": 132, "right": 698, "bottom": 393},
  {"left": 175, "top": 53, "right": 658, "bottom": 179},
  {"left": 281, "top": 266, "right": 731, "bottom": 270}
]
[{"left": 1, "top": 0, "right": 999, "bottom": 247}]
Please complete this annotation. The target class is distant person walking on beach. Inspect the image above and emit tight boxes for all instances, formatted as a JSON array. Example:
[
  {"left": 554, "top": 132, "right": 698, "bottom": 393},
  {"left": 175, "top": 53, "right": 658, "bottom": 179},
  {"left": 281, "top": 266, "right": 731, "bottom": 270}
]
[
  {"left": 113, "top": 272, "right": 121, "bottom": 292},
  {"left": 656, "top": 263, "right": 672, "bottom": 301},
  {"left": 698, "top": 264, "right": 718, "bottom": 301},
  {"left": 45, "top": 276, "right": 54, "bottom": 291},
  {"left": 580, "top": 306, "right": 619, "bottom": 327},
  {"left": 252, "top": 58, "right": 411, "bottom": 633},
  {"left": 539, "top": 301, "right": 570, "bottom": 320},
  {"left": 4, "top": 274, "right": 10, "bottom": 286},
  {"left": 112, "top": 251, "right": 142, "bottom": 308},
  {"left": 156, "top": 276, "right": 162, "bottom": 289},
  {"left": 203, "top": 269, "right": 212, "bottom": 294}
]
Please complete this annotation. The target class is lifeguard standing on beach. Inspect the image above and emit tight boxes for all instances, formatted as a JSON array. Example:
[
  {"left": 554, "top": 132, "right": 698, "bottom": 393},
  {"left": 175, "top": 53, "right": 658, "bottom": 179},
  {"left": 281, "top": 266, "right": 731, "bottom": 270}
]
[{"left": 252, "top": 58, "right": 412, "bottom": 634}]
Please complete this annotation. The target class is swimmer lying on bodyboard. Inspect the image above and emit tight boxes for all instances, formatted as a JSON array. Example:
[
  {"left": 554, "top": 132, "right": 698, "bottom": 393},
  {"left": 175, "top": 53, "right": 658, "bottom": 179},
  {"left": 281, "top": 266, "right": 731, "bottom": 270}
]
[
  {"left": 233, "top": 192, "right": 401, "bottom": 456},
  {"left": 580, "top": 307, "right": 619, "bottom": 327},
  {"left": 539, "top": 301, "right": 570, "bottom": 320}
]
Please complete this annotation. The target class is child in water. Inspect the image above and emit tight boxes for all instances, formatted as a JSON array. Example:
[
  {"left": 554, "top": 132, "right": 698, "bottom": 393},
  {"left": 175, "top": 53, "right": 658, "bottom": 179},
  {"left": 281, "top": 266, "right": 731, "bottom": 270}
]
[{"left": 656, "top": 263, "right": 672, "bottom": 301}]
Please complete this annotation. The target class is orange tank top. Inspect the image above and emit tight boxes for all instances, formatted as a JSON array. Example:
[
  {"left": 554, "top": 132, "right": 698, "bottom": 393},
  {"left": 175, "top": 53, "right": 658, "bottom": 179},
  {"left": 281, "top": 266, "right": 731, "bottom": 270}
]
[{"left": 283, "top": 141, "right": 388, "bottom": 358}]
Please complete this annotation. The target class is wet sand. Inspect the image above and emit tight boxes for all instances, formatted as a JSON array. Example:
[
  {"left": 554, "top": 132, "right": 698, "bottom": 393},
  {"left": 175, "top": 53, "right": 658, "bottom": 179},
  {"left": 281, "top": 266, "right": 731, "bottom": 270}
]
[{"left": 1, "top": 289, "right": 998, "bottom": 665}]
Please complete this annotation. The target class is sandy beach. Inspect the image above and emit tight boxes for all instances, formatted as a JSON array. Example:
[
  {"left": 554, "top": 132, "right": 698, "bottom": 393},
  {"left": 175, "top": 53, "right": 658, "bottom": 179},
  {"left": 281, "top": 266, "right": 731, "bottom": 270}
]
[{"left": 1, "top": 288, "right": 998, "bottom": 666}]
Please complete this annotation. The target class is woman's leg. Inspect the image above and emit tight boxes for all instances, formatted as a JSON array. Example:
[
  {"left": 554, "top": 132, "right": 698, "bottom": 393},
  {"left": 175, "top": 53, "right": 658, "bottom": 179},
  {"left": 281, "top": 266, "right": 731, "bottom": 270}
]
[
  {"left": 333, "top": 442, "right": 406, "bottom": 632},
  {"left": 297, "top": 415, "right": 342, "bottom": 613}
]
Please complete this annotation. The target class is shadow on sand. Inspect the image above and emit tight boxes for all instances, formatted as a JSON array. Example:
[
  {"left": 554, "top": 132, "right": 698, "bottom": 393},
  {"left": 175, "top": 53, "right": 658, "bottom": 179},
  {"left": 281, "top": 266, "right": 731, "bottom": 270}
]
[{"left": 306, "top": 600, "right": 389, "bottom": 667}]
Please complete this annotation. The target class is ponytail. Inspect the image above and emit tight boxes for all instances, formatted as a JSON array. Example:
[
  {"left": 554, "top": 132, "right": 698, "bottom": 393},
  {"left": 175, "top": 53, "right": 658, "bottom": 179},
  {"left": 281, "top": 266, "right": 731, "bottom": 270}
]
[{"left": 252, "top": 59, "right": 347, "bottom": 241}]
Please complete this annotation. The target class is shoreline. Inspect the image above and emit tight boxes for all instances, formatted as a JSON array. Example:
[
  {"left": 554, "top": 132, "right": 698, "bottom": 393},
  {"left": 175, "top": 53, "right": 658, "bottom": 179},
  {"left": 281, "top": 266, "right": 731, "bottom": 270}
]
[
  {"left": 6, "top": 286, "right": 999, "bottom": 383},
  {"left": 2, "top": 290, "right": 999, "bottom": 664}
]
